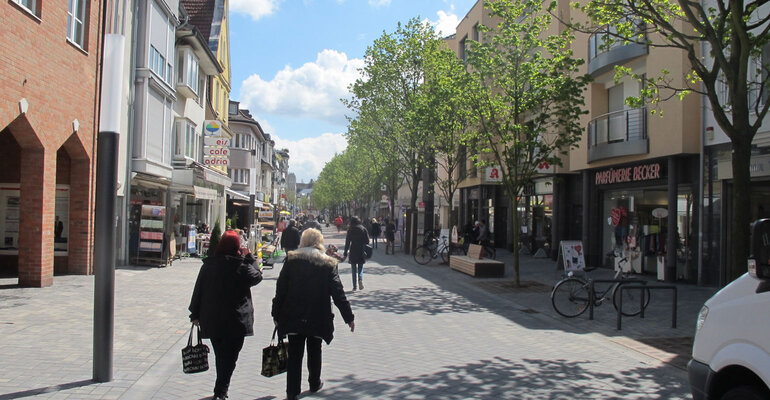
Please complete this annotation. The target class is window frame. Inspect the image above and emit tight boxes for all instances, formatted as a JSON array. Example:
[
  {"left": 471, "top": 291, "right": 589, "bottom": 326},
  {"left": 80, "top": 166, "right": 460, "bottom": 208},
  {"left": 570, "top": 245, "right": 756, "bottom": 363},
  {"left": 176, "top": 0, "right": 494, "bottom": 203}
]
[{"left": 66, "top": 0, "right": 87, "bottom": 49}]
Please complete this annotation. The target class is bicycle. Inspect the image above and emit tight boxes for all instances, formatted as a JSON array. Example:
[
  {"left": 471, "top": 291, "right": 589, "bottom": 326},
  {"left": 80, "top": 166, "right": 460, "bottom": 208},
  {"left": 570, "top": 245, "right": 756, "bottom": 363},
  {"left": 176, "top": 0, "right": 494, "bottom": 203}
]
[
  {"left": 414, "top": 232, "right": 465, "bottom": 265},
  {"left": 550, "top": 253, "right": 651, "bottom": 318}
]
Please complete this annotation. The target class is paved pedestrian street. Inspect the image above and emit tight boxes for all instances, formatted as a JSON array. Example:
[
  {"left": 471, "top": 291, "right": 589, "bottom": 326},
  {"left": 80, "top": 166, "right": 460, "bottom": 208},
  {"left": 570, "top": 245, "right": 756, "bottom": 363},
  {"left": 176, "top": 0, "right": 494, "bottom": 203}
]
[{"left": 0, "top": 227, "right": 698, "bottom": 399}]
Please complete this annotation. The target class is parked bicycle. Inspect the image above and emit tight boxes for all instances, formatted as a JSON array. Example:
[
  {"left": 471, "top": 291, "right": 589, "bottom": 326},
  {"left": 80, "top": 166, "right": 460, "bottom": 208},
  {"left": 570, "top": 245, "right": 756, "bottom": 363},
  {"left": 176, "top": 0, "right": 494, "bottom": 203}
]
[
  {"left": 414, "top": 231, "right": 464, "bottom": 265},
  {"left": 550, "top": 253, "right": 650, "bottom": 318}
]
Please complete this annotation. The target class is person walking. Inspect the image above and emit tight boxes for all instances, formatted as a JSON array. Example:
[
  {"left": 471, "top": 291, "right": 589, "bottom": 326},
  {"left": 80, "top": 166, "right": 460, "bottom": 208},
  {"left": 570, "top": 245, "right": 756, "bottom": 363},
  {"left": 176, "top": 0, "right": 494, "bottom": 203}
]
[
  {"left": 280, "top": 219, "right": 301, "bottom": 252},
  {"left": 343, "top": 216, "right": 370, "bottom": 291},
  {"left": 477, "top": 219, "right": 490, "bottom": 245},
  {"left": 334, "top": 216, "right": 343, "bottom": 232},
  {"left": 370, "top": 218, "right": 381, "bottom": 249},
  {"left": 188, "top": 230, "right": 263, "bottom": 400},
  {"left": 272, "top": 229, "right": 355, "bottom": 400},
  {"left": 384, "top": 218, "right": 396, "bottom": 255},
  {"left": 301, "top": 214, "right": 323, "bottom": 233}
]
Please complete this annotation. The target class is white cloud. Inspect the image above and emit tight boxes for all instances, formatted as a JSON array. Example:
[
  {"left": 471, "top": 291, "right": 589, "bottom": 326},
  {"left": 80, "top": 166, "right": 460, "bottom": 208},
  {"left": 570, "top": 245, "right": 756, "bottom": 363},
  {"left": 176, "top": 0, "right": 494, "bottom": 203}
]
[
  {"left": 424, "top": 8, "right": 460, "bottom": 37},
  {"left": 274, "top": 132, "right": 348, "bottom": 183},
  {"left": 368, "top": 0, "right": 391, "bottom": 7},
  {"left": 230, "top": 0, "right": 280, "bottom": 21},
  {"left": 239, "top": 50, "right": 364, "bottom": 126}
]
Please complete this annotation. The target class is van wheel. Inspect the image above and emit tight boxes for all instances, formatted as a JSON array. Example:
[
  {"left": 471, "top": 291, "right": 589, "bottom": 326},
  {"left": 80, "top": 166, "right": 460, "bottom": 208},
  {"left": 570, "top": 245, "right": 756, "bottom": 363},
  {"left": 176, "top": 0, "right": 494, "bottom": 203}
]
[{"left": 720, "top": 385, "right": 769, "bottom": 400}]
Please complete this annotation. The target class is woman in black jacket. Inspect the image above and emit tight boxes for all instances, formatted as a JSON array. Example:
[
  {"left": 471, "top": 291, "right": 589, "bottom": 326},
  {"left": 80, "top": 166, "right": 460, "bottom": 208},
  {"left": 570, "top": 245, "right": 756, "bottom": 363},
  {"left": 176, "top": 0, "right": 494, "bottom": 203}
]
[
  {"left": 189, "top": 230, "right": 263, "bottom": 400},
  {"left": 343, "top": 216, "right": 370, "bottom": 290},
  {"left": 272, "top": 228, "right": 355, "bottom": 400}
]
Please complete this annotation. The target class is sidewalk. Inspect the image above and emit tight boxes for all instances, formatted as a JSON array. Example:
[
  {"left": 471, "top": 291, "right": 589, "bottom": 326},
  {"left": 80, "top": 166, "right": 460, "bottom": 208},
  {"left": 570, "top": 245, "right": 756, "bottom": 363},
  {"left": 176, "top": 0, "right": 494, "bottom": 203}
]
[
  {"left": 0, "top": 227, "right": 694, "bottom": 399},
  {"left": 381, "top": 243, "right": 717, "bottom": 370}
]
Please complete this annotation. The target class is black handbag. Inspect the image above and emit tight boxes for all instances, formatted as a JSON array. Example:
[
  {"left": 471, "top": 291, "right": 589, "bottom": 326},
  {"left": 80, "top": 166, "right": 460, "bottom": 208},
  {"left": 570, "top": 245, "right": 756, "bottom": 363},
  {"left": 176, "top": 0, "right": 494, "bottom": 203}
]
[
  {"left": 363, "top": 243, "right": 373, "bottom": 259},
  {"left": 261, "top": 328, "right": 289, "bottom": 377},
  {"left": 182, "top": 323, "right": 209, "bottom": 374}
]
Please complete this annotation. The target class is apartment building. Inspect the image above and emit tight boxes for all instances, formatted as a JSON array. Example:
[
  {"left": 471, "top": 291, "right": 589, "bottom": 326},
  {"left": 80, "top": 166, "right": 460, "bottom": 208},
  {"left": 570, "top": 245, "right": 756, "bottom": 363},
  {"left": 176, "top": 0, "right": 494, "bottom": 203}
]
[
  {"left": 226, "top": 100, "right": 270, "bottom": 231},
  {"left": 0, "top": 0, "right": 102, "bottom": 285},
  {"left": 567, "top": 7, "right": 701, "bottom": 283}
]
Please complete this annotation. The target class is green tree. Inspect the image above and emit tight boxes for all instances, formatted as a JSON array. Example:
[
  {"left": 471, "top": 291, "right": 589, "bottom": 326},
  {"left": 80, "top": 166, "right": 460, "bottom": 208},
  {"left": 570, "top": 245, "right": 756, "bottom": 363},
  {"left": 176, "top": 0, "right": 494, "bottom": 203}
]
[
  {"left": 206, "top": 220, "right": 222, "bottom": 258},
  {"left": 413, "top": 40, "right": 475, "bottom": 229},
  {"left": 567, "top": 0, "right": 770, "bottom": 281},
  {"left": 466, "top": 0, "right": 591, "bottom": 285},
  {"left": 346, "top": 18, "right": 445, "bottom": 252}
]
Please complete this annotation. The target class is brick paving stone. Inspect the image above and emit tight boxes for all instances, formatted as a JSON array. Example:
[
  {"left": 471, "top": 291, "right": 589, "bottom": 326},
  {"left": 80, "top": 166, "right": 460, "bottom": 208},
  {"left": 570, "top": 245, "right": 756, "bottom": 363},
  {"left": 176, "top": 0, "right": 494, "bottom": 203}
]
[{"left": 0, "top": 226, "right": 699, "bottom": 399}]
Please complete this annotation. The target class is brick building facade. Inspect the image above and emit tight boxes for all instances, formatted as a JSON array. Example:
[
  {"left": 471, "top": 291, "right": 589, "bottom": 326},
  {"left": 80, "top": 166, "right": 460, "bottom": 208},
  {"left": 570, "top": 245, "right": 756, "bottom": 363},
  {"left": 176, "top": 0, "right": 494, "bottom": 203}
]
[{"left": 1, "top": 0, "right": 102, "bottom": 286}]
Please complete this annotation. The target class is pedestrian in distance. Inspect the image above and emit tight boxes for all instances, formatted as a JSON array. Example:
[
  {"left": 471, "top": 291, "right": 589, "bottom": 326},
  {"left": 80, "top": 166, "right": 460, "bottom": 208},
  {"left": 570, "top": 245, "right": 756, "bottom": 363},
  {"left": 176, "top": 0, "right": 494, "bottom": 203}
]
[
  {"left": 477, "top": 219, "right": 490, "bottom": 245},
  {"left": 272, "top": 228, "right": 355, "bottom": 400},
  {"left": 343, "top": 216, "right": 370, "bottom": 291},
  {"left": 280, "top": 219, "right": 301, "bottom": 252},
  {"left": 334, "top": 215, "right": 343, "bottom": 232},
  {"left": 384, "top": 218, "right": 396, "bottom": 255},
  {"left": 301, "top": 214, "right": 323, "bottom": 233},
  {"left": 188, "top": 230, "right": 263, "bottom": 400},
  {"left": 370, "top": 218, "right": 381, "bottom": 249}
]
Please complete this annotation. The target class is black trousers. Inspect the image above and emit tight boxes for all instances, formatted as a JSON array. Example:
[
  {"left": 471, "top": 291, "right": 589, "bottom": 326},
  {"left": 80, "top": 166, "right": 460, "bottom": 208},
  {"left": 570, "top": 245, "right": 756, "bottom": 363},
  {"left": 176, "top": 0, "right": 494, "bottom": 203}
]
[
  {"left": 286, "top": 334, "right": 322, "bottom": 397},
  {"left": 210, "top": 335, "right": 245, "bottom": 397}
]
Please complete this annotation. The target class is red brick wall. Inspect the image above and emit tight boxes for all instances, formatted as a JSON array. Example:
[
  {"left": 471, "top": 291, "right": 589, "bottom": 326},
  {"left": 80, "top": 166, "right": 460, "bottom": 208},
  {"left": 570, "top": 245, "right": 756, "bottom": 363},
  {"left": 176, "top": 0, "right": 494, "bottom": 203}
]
[{"left": 0, "top": 0, "right": 102, "bottom": 286}]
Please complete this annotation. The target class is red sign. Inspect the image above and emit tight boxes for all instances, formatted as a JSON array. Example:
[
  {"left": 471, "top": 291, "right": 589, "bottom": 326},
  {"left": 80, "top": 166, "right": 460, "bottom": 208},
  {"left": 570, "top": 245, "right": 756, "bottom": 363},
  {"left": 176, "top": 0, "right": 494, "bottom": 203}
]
[{"left": 595, "top": 162, "right": 662, "bottom": 185}]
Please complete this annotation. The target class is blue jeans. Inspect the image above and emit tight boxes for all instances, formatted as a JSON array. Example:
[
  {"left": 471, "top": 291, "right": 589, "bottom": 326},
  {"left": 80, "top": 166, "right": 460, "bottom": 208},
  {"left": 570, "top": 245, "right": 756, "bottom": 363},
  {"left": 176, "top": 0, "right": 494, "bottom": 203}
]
[{"left": 351, "top": 263, "right": 363, "bottom": 287}]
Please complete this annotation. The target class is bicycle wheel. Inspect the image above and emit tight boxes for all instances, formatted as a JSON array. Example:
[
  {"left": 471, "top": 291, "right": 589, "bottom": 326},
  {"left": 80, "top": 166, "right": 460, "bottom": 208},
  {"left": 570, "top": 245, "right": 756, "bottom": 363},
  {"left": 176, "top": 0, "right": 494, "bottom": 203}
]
[
  {"left": 483, "top": 245, "right": 496, "bottom": 259},
  {"left": 612, "top": 282, "right": 652, "bottom": 316},
  {"left": 439, "top": 246, "right": 453, "bottom": 263},
  {"left": 414, "top": 246, "right": 432, "bottom": 265},
  {"left": 551, "top": 278, "right": 591, "bottom": 318}
]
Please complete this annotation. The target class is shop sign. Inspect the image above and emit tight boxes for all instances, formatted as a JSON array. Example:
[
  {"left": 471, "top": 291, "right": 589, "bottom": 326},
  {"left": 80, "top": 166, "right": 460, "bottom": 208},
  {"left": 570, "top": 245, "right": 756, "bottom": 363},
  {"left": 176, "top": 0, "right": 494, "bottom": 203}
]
[
  {"left": 203, "top": 120, "right": 223, "bottom": 136},
  {"left": 717, "top": 154, "right": 770, "bottom": 180},
  {"left": 258, "top": 210, "right": 274, "bottom": 219},
  {"left": 484, "top": 166, "right": 503, "bottom": 183},
  {"left": 595, "top": 162, "right": 662, "bottom": 185},
  {"left": 204, "top": 137, "right": 230, "bottom": 146}
]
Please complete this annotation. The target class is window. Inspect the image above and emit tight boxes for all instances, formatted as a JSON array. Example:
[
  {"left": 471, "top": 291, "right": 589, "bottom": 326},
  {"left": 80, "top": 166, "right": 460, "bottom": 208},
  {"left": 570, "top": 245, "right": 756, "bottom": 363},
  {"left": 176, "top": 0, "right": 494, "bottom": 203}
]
[
  {"left": 67, "top": 0, "right": 87, "bottom": 48},
  {"left": 749, "top": 43, "right": 770, "bottom": 110},
  {"left": 472, "top": 24, "right": 480, "bottom": 42},
  {"left": 175, "top": 120, "right": 200, "bottom": 160},
  {"left": 13, "top": 0, "right": 39, "bottom": 17},
  {"left": 459, "top": 36, "right": 467, "bottom": 63},
  {"left": 176, "top": 48, "right": 200, "bottom": 95},
  {"left": 228, "top": 169, "right": 249, "bottom": 184}
]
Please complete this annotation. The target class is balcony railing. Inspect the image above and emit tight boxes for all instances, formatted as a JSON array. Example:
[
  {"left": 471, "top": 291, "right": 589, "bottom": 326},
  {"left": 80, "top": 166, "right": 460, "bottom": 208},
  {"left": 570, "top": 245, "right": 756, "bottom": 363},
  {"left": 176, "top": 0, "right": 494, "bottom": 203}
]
[
  {"left": 587, "top": 26, "right": 648, "bottom": 76},
  {"left": 587, "top": 107, "right": 648, "bottom": 162}
]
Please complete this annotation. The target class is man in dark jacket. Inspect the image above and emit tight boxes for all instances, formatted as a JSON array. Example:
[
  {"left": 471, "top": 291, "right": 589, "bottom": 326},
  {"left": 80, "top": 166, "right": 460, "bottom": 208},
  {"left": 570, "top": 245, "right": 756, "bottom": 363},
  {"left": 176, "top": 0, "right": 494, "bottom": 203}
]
[
  {"left": 343, "top": 216, "right": 370, "bottom": 291},
  {"left": 189, "top": 231, "right": 262, "bottom": 400},
  {"left": 272, "top": 228, "right": 355, "bottom": 400},
  {"left": 280, "top": 219, "right": 301, "bottom": 251},
  {"left": 301, "top": 214, "right": 323, "bottom": 233}
]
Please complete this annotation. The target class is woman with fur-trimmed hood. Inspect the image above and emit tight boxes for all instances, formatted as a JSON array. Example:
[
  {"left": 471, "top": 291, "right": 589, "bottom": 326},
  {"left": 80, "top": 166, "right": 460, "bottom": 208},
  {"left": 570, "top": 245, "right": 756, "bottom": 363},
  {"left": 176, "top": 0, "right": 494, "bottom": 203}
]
[{"left": 272, "top": 228, "right": 355, "bottom": 400}]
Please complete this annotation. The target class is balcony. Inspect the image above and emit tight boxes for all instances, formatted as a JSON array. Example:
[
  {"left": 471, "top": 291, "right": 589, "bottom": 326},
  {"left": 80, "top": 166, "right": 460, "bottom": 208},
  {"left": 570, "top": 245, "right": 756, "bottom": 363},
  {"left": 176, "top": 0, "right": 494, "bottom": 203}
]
[
  {"left": 587, "top": 32, "right": 647, "bottom": 77},
  {"left": 587, "top": 107, "right": 648, "bottom": 162}
]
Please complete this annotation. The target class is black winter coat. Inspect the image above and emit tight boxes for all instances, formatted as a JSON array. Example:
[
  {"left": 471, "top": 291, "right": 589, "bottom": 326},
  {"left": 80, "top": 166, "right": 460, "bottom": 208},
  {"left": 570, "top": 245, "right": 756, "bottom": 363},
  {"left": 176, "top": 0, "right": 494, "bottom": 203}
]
[
  {"left": 370, "top": 222, "right": 381, "bottom": 238},
  {"left": 271, "top": 248, "right": 354, "bottom": 344},
  {"left": 280, "top": 225, "right": 301, "bottom": 251},
  {"left": 189, "top": 253, "right": 263, "bottom": 338},
  {"left": 344, "top": 224, "right": 370, "bottom": 264}
]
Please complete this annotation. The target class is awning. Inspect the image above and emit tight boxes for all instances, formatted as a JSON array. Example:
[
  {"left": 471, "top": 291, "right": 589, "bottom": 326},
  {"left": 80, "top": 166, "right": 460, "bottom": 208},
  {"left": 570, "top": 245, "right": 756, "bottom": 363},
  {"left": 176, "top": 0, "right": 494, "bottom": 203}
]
[
  {"left": 194, "top": 186, "right": 218, "bottom": 200},
  {"left": 225, "top": 189, "right": 249, "bottom": 201}
]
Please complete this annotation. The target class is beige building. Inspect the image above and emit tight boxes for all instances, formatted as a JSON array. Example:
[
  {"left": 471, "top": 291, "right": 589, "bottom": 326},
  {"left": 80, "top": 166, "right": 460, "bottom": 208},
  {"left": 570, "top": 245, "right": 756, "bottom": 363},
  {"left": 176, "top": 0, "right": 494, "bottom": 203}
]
[{"left": 446, "top": 0, "right": 702, "bottom": 282}]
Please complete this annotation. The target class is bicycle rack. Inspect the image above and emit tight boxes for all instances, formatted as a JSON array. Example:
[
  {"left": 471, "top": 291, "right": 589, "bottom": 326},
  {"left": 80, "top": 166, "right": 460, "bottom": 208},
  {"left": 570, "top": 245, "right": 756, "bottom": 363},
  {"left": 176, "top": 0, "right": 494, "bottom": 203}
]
[
  {"left": 587, "top": 279, "right": 647, "bottom": 320},
  {"left": 616, "top": 284, "right": 677, "bottom": 330}
]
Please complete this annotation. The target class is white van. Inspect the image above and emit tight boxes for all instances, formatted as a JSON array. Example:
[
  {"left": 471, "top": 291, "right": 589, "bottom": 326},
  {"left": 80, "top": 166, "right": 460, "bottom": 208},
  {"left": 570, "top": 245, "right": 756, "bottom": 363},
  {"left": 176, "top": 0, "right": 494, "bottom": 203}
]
[{"left": 688, "top": 219, "right": 770, "bottom": 400}]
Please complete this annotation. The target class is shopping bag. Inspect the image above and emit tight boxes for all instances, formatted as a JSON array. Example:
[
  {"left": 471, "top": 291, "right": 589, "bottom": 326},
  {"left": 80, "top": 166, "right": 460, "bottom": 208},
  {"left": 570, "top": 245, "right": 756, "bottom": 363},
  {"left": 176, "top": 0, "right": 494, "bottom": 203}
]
[
  {"left": 261, "top": 328, "right": 289, "bottom": 377},
  {"left": 182, "top": 324, "right": 209, "bottom": 374}
]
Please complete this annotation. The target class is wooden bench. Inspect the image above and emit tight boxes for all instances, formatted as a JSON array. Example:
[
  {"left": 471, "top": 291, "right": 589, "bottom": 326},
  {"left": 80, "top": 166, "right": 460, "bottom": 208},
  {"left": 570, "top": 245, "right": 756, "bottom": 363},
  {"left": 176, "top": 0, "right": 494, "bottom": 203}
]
[{"left": 450, "top": 244, "right": 505, "bottom": 277}]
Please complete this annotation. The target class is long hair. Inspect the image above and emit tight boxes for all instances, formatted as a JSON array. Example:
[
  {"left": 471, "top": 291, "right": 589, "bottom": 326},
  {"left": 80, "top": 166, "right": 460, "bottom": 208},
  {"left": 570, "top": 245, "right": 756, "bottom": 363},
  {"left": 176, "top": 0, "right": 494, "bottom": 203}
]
[
  {"left": 215, "top": 230, "right": 241, "bottom": 256},
  {"left": 299, "top": 228, "right": 325, "bottom": 251}
]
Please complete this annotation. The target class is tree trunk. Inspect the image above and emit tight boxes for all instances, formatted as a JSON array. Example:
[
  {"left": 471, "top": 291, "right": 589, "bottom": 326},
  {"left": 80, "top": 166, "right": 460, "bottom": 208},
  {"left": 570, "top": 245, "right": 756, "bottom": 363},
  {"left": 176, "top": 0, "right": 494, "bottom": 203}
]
[
  {"left": 730, "top": 137, "right": 752, "bottom": 281},
  {"left": 512, "top": 194, "right": 520, "bottom": 286}
]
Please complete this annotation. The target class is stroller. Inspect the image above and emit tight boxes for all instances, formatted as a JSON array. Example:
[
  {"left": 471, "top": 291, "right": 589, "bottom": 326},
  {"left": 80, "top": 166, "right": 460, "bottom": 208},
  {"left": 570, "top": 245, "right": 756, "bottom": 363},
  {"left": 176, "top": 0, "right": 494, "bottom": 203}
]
[{"left": 326, "top": 244, "right": 345, "bottom": 261}]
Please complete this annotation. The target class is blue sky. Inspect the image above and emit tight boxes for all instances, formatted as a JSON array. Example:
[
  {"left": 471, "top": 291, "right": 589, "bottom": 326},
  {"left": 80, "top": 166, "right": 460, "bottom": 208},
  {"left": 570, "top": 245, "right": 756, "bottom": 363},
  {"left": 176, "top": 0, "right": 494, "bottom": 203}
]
[{"left": 227, "top": 0, "right": 477, "bottom": 183}]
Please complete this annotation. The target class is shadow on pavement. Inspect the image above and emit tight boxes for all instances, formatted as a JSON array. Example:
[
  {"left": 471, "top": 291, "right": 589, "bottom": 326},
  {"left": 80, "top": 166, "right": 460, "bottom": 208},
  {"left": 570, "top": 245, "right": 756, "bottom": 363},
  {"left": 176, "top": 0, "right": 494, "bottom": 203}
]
[
  {"left": 311, "top": 357, "right": 688, "bottom": 399},
  {"left": 0, "top": 380, "right": 95, "bottom": 399},
  {"left": 348, "top": 287, "right": 483, "bottom": 315}
]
